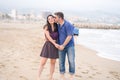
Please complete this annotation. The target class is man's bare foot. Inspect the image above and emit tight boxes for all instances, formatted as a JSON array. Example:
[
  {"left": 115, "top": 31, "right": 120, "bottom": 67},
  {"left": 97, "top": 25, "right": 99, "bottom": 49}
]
[
  {"left": 69, "top": 74, "right": 75, "bottom": 80},
  {"left": 69, "top": 77, "right": 75, "bottom": 80},
  {"left": 60, "top": 74, "right": 66, "bottom": 80}
]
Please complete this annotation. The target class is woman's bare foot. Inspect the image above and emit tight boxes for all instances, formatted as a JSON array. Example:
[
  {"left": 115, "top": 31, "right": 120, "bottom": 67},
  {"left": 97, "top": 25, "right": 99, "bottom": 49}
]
[
  {"left": 49, "top": 78, "right": 54, "bottom": 80},
  {"left": 49, "top": 76, "right": 54, "bottom": 80},
  {"left": 37, "top": 76, "right": 40, "bottom": 80}
]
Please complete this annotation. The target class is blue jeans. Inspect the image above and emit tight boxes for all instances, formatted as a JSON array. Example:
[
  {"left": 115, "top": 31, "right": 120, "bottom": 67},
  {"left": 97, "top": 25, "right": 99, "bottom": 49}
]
[{"left": 58, "top": 46, "right": 75, "bottom": 75}]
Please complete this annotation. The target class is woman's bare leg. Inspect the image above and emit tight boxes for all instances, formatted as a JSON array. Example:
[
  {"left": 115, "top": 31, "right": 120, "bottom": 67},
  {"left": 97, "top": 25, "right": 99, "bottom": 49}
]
[
  {"left": 49, "top": 59, "right": 56, "bottom": 80},
  {"left": 37, "top": 57, "right": 48, "bottom": 80}
]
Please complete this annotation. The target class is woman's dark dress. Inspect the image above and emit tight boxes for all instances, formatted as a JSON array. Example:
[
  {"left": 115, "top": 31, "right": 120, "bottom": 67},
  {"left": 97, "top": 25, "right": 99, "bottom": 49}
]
[{"left": 40, "top": 31, "right": 59, "bottom": 59}]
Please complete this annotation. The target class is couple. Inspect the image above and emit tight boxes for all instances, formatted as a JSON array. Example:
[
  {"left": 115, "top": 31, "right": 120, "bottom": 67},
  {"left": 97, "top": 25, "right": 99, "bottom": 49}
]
[{"left": 38, "top": 12, "right": 75, "bottom": 80}]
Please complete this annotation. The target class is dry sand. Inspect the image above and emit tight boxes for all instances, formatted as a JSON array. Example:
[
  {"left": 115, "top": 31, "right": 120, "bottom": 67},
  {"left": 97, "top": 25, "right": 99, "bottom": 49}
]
[{"left": 0, "top": 23, "right": 120, "bottom": 80}]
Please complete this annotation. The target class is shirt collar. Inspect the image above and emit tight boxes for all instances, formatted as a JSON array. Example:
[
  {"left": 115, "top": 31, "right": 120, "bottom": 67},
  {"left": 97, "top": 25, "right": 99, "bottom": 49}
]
[{"left": 60, "top": 20, "right": 66, "bottom": 27}]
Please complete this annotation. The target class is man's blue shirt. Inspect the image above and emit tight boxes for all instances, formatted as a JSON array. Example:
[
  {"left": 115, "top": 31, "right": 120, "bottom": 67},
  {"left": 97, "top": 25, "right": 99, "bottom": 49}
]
[{"left": 58, "top": 20, "right": 74, "bottom": 47}]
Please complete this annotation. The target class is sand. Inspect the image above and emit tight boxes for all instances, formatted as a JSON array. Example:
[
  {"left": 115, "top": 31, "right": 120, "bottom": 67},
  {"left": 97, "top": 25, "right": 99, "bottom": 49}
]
[{"left": 0, "top": 23, "right": 120, "bottom": 80}]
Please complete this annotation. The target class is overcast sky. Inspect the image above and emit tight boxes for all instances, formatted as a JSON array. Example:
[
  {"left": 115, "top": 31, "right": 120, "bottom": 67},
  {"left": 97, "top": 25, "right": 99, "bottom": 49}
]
[{"left": 0, "top": 0, "right": 120, "bottom": 14}]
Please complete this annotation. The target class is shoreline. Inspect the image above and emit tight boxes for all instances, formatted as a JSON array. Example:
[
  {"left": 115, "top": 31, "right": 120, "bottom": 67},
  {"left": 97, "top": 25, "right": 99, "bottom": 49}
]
[
  {"left": 76, "top": 43, "right": 120, "bottom": 62},
  {"left": 0, "top": 23, "right": 120, "bottom": 80},
  {"left": 75, "top": 44, "right": 120, "bottom": 80},
  {"left": 74, "top": 28, "right": 120, "bottom": 62},
  {"left": 76, "top": 42, "right": 120, "bottom": 62},
  {"left": 0, "top": 22, "right": 120, "bottom": 29}
]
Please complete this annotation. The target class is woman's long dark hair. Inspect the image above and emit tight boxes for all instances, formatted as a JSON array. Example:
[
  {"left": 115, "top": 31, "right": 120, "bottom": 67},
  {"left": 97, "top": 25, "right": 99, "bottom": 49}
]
[{"left": 44, "top": 15, "right": 58, "bottom": 33}]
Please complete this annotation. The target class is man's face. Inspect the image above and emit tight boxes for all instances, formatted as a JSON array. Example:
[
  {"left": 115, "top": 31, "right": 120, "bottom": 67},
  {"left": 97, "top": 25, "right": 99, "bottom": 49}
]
[{"left": 54, "top": 15, "right": 60, "bottom": 23}]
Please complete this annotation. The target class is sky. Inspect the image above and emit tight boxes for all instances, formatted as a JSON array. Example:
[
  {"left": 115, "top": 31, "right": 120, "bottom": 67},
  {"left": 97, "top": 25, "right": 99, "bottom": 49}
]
[{"left": 0, "top": 0, "right": 120, "bottom": 14}]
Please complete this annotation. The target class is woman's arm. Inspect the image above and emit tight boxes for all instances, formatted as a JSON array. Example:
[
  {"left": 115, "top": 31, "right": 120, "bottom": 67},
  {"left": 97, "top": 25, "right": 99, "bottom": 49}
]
[{"left": 44, "top": 26, "right": 59, "bottom": 48}]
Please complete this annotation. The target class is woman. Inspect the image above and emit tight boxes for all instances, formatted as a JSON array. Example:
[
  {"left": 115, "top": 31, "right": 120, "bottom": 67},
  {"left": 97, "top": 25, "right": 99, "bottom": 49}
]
[{"left": 37, "top": 15, "right": 59, "bottom": 80}]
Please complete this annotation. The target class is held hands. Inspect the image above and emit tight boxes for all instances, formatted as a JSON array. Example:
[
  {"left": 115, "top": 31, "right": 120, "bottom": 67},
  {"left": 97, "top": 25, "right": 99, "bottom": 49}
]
[
  {"left": 54, "top": 43, "right": 59, "bottom": 49},
  {"left": 54, "top": 43, "right": 65, "bottom": 51},
  {"left": 58, "top": 45, "right": 65, "bottom": 51}
]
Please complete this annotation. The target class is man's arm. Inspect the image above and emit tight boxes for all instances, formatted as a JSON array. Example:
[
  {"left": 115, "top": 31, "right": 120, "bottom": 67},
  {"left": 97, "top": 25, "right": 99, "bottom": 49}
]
[
  {"left": 59, "top": 35, "right": 72, "bottom": 50},
  {"left": 62, "top": 35, "right": 72, "bottom": 47}
]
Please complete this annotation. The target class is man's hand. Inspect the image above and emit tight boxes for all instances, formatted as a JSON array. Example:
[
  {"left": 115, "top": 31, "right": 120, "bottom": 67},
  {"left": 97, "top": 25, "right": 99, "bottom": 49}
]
[{"left": 58, "top": 45, "right": 65, "bottom": 51}]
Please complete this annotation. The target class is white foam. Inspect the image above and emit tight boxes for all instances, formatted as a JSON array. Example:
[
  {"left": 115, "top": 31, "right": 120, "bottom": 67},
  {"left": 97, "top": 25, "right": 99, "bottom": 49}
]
[
  {"left": 97, "top": 53, "right": 120, "bottom": 61},
  {"left": 76, "top": 29, "right": 120, "bottom": 61}
]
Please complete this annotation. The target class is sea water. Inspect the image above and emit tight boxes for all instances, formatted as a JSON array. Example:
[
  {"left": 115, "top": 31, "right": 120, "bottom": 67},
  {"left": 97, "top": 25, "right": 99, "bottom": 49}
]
[{"left": 76, "top": 29, "right": 120, "bottom": 61}]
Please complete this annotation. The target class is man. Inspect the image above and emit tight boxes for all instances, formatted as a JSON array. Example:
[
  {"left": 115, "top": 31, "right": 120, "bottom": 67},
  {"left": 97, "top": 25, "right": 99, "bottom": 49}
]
[{"left": 54, "top": 12, "right": 75, "bottom": 80}]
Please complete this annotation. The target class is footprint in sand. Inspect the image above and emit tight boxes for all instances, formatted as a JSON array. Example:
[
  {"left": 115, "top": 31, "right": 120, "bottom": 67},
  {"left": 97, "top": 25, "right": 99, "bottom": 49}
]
[
  {"left": 0, "top": 63, "right": 5, "bottom": 68},
  {"left": 92, "top": 73, "right": 96, "bottom": 76},
  {"left": 109, "top": 71, "right": 120, "bottom": 80},
  {"left": 90, "top": 71, "right": 101, "bottom": 78},
  {"left": 20, "top": 57, "right": 24, "bottom": 60},
  {"left": 32, "top": 60, "right": 40, "bottom": 64},
  {"left": 81, "top": 70, "right": 89, "bottom": 74},
  {"left": 96, "top": 72, "right": 101, "bottom": 74},
  {"left": 5, "top": 59, "right": 10, "bottom": 62},
  {"left": 13, "top": 65, "right": 19, "bottom": 68},
  {"left": 19, "top": 76, "right": 28, "bottom": 80},
  {"left": 32, "top": 67, "right": 37, "bottom": 70},
  {"left": 88, "top": 76, "right": 93, "bottom": 78},
  {"left": 106, "top": 76, "right": 110, "bottom": 78},
  {"left": 89, "top": 66, "right": 97, "bottom": 70},
  {"left": 75, "top": 74, "right": 82, "bottom": 78}
]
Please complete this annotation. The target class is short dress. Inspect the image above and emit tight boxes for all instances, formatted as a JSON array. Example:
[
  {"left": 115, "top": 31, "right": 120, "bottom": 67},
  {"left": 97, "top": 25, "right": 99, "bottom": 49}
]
[{"left": 40, "top": 31, "right": 59, "bottom": 59}]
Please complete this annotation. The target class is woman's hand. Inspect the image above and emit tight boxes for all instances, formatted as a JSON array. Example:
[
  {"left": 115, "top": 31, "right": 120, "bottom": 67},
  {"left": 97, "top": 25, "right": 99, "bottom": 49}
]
[{"left": 54, "top": 43, "right": 60, "bottom": 48}]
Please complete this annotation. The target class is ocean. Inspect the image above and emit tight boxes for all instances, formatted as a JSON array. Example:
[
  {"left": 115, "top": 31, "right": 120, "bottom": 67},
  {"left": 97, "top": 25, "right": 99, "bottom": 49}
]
[{"left": 76, "top": 29, "right": 120, "bottom": 61}]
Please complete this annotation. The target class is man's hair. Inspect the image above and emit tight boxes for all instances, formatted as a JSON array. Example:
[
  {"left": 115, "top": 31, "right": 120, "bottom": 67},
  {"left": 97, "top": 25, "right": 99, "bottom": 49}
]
[{"left": 54, "top": 12, "right": 64, "bottom": 19}]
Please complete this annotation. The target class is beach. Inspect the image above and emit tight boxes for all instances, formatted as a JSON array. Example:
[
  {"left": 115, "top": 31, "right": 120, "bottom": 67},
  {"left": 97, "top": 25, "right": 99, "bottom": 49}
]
[{"left": 0, "top": 23, "right": 120, "bottom": 80}]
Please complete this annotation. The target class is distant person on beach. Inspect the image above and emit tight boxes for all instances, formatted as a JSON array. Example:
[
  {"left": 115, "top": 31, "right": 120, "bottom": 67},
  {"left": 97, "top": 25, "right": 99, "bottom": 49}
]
[
  {"left": 73, "top": 26, "right": 79, "bottom": 44},
  {"left": 54, "top": 12, "right": 75, "bottom": 80},
  {"left": 73, "top": 24, "right": 79, "bottom": 36},
  {"left": 38, "top": 15, "right": 59, "bottom": 80}
]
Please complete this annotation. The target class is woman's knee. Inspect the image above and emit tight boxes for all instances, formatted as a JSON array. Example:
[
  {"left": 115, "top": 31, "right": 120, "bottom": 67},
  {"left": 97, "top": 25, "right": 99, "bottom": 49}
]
[
  {"left": 40, "top": 61, "right": 46, "bottom": 67},
  {"left": 40, "top": 58, "right": 47, "bottom": 66},
  {"left": 50, "top": 59, "right": 56, "bottom": 65}
]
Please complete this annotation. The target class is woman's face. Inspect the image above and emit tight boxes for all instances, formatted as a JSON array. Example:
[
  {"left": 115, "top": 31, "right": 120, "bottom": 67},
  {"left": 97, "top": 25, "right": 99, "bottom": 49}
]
[{"left": 47, "top": 16, "right": 55, "bottom": 24}]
